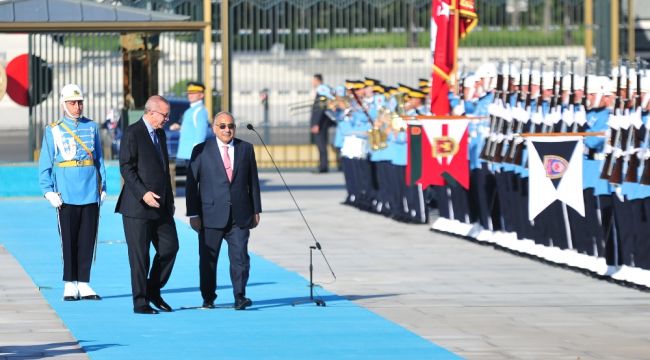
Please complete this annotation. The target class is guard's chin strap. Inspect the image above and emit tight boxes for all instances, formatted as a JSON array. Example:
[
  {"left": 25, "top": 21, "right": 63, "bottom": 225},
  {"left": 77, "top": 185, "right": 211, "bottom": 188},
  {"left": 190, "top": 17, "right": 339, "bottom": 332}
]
[
  {"left": 642, "top": 93, "right": 650, "bottom": 109},
  {"left": 593, "top": 93, "right": 603, "bottom": 110},
  {"left": 61, "top": 101, "right": 81, "bottom": 120}
]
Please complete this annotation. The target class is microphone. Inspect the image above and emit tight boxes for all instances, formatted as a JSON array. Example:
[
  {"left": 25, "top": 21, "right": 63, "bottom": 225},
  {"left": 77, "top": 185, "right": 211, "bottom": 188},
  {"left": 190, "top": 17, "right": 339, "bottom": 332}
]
[{"left": 247, "top": 123, "right": 333, "bottom": 276}]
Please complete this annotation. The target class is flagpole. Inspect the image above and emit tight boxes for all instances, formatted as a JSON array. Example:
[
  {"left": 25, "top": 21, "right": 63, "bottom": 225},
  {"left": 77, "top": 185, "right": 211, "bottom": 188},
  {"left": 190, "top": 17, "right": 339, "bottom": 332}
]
[
  {"left": 451, "top": 0, "right": 460, "bottom": 96},
  {"left": 561, "top": 203, "right": 574, "bottom": 250}
]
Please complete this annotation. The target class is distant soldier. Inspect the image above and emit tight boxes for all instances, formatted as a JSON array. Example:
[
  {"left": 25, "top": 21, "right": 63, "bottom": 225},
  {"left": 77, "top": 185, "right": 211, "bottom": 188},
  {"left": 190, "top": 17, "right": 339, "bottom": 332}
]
[
  {"left": 173, "top": 82, "right": 211, "bottom": 168},
  {"left": 310, "top": 74, "right": 335, "bottom": 173},
  {"left": 39, "top": 84, "right": 107, "bottom": 301}
]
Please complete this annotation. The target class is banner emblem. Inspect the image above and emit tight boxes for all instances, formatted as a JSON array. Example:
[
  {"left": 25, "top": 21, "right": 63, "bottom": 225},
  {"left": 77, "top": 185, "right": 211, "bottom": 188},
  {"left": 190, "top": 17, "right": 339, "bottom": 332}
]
[
  {"left": 433, "top": 136, "right": 458, "bottom": 157},
  {"left": 544, "top": 155, "right": 568, "bottom": 179}
]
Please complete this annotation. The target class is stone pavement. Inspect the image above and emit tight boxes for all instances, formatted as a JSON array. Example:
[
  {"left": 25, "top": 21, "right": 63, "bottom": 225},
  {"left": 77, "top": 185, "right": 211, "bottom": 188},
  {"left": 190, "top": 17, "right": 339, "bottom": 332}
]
[
  {"left": 0, "top": 245, "right": 87, "bottom": 360},
  {"left": 176, "top": 171, "right": 650, "bottom": 360},
  {"left": 3, "top": 170, "right": 650, "bottom": 359}
]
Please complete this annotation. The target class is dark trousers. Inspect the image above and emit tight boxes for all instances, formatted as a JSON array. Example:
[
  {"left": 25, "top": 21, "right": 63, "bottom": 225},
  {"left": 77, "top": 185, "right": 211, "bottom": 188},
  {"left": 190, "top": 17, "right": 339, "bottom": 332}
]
[
  {"left": 59, "top": 203, "right": 99, "bottom": 282},
  {"left": 315, "top": 127, "right": 329, "bottom": 172},
  {"left": 199, "top": 215, "right": 251, "bottom": 303},
  {"left": 341, "top": 157, "right": 355, "bottom": 201},
  {"left": 390, "top": 164, "right": 408, "bottom": 219},
  {"left": 122, "top": 215, "right": 179, "bottom": 310},
  {"left": 613, "top": 196, "right": 640, "bottom": 267},
  {"left": 599, "top": 195, "right": 618, "bottom": 265},
  {"left": 568, "top": 189, "right": 603, "bottom": 256},
  {"left": 636, "top": 198, "right": 650, "bottom": 270}
]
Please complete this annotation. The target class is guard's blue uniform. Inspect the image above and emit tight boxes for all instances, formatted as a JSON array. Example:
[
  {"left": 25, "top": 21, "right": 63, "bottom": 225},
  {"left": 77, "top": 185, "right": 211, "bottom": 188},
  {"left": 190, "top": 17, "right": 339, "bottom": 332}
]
[
  {"left": 38, "top": 114, "right": 106, "bottom": 285},
  {"left": 176, "top": 101, "right": 210, "bottom": 161},
  {"left": 584, "top": 107, "right": 611, "bottom": 195},
  {"left": 39, "top": 116, "right": 107, "bottom": 204}
]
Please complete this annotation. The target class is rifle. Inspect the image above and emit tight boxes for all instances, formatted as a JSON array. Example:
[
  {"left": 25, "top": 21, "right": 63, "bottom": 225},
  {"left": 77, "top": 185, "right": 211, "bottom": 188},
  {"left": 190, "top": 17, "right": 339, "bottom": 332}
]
[
  {"left": 573, "top": 64, "right": 590, "bottom": 133},
  {"left": 505, "top": 60, "right": 527, "bottom": 163},
  {"left": 568, "top": 59, "right": 576, "bottom": 108},
  {"left": 565, "top": 59, "right": 576, "bottom": 132},
  {"left": 458, "top": 64, "right": 466, "bottom": 100},
  {"left": 550, "top": 61, "right": 563, "bottom": 132},
  {"left": 512, "top": 60, "right": 535, "bottom": 166},
  {"left": 640, "top": 117, "right": 650, "bottom": 184},
  {"left": 600, "top": 62, "right": 623, "bottom": 180},
  {"left": 611, "top": 60, "right": 634, "bottom": 185},
  {"left": 481, "top": 69, "right": 504, "bottom": 161},
  {"left": 624, "top": 61, "right": 643, "bottom": 183},
  {"left": 493, "top": 63, "right": 513, "bottom": 163}
]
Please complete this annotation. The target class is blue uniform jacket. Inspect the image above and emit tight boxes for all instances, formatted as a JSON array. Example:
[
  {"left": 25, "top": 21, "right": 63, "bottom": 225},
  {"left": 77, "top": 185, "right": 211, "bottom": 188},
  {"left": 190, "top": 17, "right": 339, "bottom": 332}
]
[
  {"left": 39, "top": 116, "right": 107, "bottom": 205},
  {"left": 584, "top": 107, "right": 611, "bottom": 195},
  {"left": 176, "top": 101, "right": 210, "bottom": 161}
]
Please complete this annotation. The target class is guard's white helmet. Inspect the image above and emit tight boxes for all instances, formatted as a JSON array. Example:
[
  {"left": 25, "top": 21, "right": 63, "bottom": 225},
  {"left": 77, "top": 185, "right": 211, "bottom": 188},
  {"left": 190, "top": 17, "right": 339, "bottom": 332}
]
[
  {"left": 476, "top": 63, "right": 497, "bottom": 78},
  {"left": 585, "top": 75, "right": 601, "bottom": 94},
  {"left": 600, "top": 76, "right": 616, "bottom": 95},
  {"left": 60, "top": 84, "right": 84, "bottom": 102},
  {"left": 561, "top": 75, "right": 585, "bottom": 91},
  {"left": 541, "top": 72, "right": 555, "bottom": 90}
]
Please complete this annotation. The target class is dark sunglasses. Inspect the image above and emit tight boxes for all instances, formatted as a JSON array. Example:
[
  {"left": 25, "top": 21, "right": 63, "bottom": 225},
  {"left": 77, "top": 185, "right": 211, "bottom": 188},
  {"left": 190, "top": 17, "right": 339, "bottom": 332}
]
[{"left": 217, "top": 123, "right": 236, "bottom": 130}]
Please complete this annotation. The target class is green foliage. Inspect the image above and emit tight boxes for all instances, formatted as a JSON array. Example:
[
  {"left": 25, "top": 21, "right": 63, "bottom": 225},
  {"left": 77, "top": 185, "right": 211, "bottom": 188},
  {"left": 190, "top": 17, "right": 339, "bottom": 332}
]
[
  {"left": 168, "top": 79, "right": 191, "bottom": 97},
  {"left": 312, "top": 32, "right": 429, "bottom": 49},
  {"left": 63, "top": 35, "right": 121, "bottom": 51},
  {"left": 459, "top": 28, "right": 585, "bottom": 48},
  {"left": 277, "top": 28, "right": 584, "bottom": 50}
]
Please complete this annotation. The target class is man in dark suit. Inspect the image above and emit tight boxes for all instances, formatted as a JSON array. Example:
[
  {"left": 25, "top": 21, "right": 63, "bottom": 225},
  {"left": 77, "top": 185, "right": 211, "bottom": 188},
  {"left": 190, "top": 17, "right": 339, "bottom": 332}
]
[
  {"left": 186, "top": 111, "right": 262, "bottom": 310},
  {"left": 116, "top": 95, "right": 179, "bottom": 315},
  {"left": 310, "top": 74, "right": 334, "bottom": 173}
]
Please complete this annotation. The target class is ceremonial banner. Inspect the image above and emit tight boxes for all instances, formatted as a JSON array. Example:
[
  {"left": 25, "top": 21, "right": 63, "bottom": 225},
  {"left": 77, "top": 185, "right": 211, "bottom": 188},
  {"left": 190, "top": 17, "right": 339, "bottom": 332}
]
[
  {"left": 429, "top": 0, "right": 478, "bottom": 115},
  {"left": 407, "top": 119, "right": 470, "bottom": 189},
  {"left": 458, "top": 0, "right": 478, "bottom": 37},
  {"left": 527, "top": 136, "right": 585, "bottom": 221},
  {"left": 430, "top": 0, "right": 452, "bottom": 115}
]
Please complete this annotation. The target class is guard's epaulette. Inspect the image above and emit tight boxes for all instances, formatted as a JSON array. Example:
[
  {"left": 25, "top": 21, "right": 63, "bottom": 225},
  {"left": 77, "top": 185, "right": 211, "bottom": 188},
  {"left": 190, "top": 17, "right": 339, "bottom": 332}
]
[{"left": 49, "top": 120, "right": 62, "bottom": 127}]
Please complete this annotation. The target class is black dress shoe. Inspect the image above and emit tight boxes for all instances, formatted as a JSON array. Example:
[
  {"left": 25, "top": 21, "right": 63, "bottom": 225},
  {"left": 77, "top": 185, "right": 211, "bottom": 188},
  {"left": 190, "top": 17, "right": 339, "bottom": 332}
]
[
  {"left": 202, "top": 301, "right": 215, "bottom": 309},
  {"left": 234, "top": 297, "right": 252, "bottom": 310},
  {"left": 81, "top": 294, "right": 101, "bottom": 300},
  {"left": 63, "top": 296, "right": 79, "bottom": 301},
  {"left": 134, "top": 305, "right": 159, "bottom": 315},
  {"left": 147, "top": 296, "right": 173, "bottom": 312}
]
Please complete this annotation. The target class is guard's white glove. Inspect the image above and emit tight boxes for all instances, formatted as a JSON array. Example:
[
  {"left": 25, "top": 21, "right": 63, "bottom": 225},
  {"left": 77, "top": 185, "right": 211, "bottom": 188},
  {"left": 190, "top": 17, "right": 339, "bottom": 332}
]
[
  {"left": 45, "top": 192, "right": 63, "bottom": 208},
  {"left": 452, "top": 102, "right": 465, "bottom": 116},
  {"left": 100, "top": 191, "right": 107, "bottom": 206}
]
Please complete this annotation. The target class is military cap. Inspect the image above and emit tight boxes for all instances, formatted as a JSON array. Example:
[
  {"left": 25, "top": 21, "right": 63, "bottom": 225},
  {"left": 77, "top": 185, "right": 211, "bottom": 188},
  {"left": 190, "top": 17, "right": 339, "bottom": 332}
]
[
  {"left": 187, "top": 82, "right": 205, "bottom": 93},
  {"left": 364, "top": 77, "right": 381, "bottom": 87}
]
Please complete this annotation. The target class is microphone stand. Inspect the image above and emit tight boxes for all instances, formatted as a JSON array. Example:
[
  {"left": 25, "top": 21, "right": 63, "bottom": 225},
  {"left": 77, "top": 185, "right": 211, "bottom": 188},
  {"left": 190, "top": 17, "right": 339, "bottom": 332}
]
[{"left": 247, "top": 124, "right": 335, "bottom": 307}]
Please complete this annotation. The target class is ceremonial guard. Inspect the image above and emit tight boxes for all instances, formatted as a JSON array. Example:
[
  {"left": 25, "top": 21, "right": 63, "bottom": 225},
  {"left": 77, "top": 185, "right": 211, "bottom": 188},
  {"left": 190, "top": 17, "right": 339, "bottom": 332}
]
[
  {"left": 39, "top": 84, "right": 107, "bottom": 301},
  {"left": 173, "top": 82, "right": 211, "bottom": 167}
]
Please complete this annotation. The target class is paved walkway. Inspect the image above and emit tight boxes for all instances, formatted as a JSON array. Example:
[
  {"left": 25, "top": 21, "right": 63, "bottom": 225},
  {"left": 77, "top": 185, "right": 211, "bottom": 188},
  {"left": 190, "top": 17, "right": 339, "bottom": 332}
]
[
  {"left": 0, "top": 245, "right": 87, "bottom": 360},
  {"left": 3, "top": 170, "right": 650, "bottom": 359},
  {"left": 180, "top": 171, "right": 650, "bottom": 360}
]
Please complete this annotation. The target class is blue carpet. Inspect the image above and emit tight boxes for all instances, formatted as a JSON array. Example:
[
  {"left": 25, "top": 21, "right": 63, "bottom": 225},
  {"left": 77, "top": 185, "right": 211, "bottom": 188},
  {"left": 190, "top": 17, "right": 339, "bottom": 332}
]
[
  {"left": 0, "top": 200, "right": 460, "bottom": 360},
  {"left": 0, "top": 163, "right": 122, "bottom": 197}
]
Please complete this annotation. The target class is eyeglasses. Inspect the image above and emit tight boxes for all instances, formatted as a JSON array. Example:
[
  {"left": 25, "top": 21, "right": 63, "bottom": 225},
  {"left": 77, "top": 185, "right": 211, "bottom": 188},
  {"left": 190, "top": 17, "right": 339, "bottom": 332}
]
[
  {"left": 217, "top": 123, "right": 236, "bottom": 130},
  {"left": 150, "top": 110, "right": 169, "bottom": 120}
]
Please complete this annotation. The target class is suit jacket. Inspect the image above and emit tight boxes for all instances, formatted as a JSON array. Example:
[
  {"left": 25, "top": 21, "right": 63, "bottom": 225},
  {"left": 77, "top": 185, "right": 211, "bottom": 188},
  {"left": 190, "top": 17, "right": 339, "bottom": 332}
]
[
  {"left": 115, "top": 118, "right": 174, "bottom": 219},
  {"left": 310, "top": 95, "right": 331, "bottom": 130},
  {"left": 186, "top": 137, "right": 262, "bottom": 229}
]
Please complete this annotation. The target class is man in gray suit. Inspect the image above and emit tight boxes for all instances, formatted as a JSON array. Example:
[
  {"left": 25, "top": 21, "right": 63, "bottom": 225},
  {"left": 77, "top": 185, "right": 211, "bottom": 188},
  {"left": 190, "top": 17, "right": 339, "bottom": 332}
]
[{"left": 185, "top": 111, "right": 262, "bottom": 310}]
